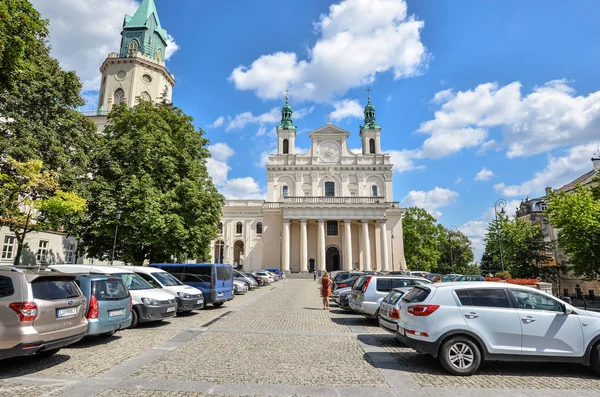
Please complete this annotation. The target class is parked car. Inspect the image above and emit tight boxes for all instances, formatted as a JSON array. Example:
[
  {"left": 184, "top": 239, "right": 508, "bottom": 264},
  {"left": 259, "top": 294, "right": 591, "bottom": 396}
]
[
  {"left": 397, "top": 282, "right": 600, "bottom": 376},
  {"left": 338, "top": 289, "right": 354, "bottom": 311},
  {"left": 331, "top": 286, "right": 352, "bottom": 305},
  {"left": 253, "top": 271, "right": 274, "bottom": 283},
  {"left": 454, "top": 275, "right": 485, "bottom": 282},
  {"left": 333, "top": 275, "right": 360, "bottom": 291},
  {"left": 378, "top": 287, "right": 411, "bottom": 334},
  {"left": 75, "top": 274, "right": 132, "bottom": 336},
  {"left": 51, "top": 265, "right": 177, "bottom": 327},
  {"left": 233, "top": 270, "right": 258, "bottom": 290},
  {"left": 265, "top": 268, "right": 285, "bottom": 279},
  {"left": 265, "top": 271, "right": 279, "bottom": 281},
  {"left": 151, "top": 263, "right": 233, "bottom": 308},
  {"left": 425, "top": 273, "right": 440, "bottom": 282},
  {"left": 350, "top": 275, "right": 431, "bottom": 319},
  {"left": 407, "top": 271, "right": 430, "bottom": 278},
  {"left": 118, "top": 266, "right": 204, "bottom": 312},
  {"left": 233, "top": 279, "right": 248, "bottom": 295},
  {"left": 441, "top": 274, "right": 462, "bottom": 282},
  {"left": 332, "top": 272, "right": 362, "bottom": 290},
  {"left": 246, "top": 272, "right": 268, "bottom": 286},
  {"left": 0, "top": 267, "right": 88, "bottom": 360}
]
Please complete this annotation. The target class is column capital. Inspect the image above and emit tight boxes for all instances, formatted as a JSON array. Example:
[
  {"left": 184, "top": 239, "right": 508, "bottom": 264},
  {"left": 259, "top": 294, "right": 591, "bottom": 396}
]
[
  {"left": 376, "top": 219, "right": 387, "bottom": 225},
  {"left": 282, "top": 219, "right": 291, "bottom": 224},
  {"left": 317, "top": 219, "right": 326, "bottom": 223},
  {"left": 361, "top": 219, "right": 371, "bottom": 224},
  {"left": 299, "top": 219, "right": 308, "bottom": 224},
  {"left": 343, "top": 219, "right": 353, "bottom": 224}
]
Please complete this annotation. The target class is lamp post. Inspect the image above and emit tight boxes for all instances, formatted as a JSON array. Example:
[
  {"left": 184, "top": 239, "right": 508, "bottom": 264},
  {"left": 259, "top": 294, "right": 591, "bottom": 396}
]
[
  {"left": 448, "top": 225, "right": 457, "bottom": 274},
  {"left": 279, "top": 231, "right": 282, "bottom": 272},
  {"left": 110, "top": 210, "right": 122, "bottom": 266},
  {"left": 494, "top": 199, "right": 507, "bottom": 272},
  {"left": 391, "top": 231, "right": 395, "bottom": 272}
]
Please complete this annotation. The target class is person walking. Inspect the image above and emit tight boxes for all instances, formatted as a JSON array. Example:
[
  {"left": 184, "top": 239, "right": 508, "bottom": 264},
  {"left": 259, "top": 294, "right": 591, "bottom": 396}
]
[
  {"left": 313, "top": 270, "right": 317, "bottom": 281},
  {"left": 321, "top": 271, "right": 332, "bottom": 310}
]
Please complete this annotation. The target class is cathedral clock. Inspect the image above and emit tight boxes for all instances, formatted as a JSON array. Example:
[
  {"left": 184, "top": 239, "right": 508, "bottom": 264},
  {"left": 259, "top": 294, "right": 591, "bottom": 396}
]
[{"left": 319, "top": 141, "right": 340, "bottom": 163}]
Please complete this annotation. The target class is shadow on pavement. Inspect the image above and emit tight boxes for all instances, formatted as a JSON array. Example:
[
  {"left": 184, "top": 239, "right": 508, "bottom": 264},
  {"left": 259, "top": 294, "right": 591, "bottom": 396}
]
[
  {"left": 67, "top": 334, "right": 122, "bottom": 349},
  {"left": 0, "top": 353, "right": 70, "bottom": 378}
]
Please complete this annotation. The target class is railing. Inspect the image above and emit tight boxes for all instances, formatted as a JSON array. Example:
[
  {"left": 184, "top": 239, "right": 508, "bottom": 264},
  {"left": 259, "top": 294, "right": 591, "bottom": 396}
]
[
  {"left": 263, "top": 202, "right": 281, "bottom": 209},
  {"left": 282, "top": 196, "right": 386, "bottom": 205}
]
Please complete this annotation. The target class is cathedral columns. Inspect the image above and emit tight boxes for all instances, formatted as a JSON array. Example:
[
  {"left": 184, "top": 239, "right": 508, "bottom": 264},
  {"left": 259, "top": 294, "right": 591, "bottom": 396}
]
[
  {"left": 317, "top": 220, "right": 326, "bottom": 271},
  {"left": 361, "top": 220, "right": 371, "bottom": 271},
  {"left": 378, "top": 220, "right": 389, "bottom": 272},
  {"left": 300, "top": 219, "right": 308, "bottom": 272},
  {"left": 282, "top": 220, "right": 290, "bottom": 273},
  {"left": 343, "top": 220, "right": 353, "bottom": 271}
]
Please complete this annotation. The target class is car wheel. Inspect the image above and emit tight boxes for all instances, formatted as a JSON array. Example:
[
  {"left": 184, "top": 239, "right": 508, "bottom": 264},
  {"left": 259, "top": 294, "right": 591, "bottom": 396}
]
[
  {"left": 213, "top": 302, "right": 224, "bottom": 308},
  {"left": 591, "top": 343, "right": 600, "bottom": 376},
  {"left": 36, "top": 348, "right": 60, "bottom": 358},
  {"left": 100, "top": 331, "right": 116, "bottom": 337},
  {"left": 439, "top": 336, "right": 481, "bottom": 376},
  {"left": 130, "top": 308, "right": 139, "bottom": 328}
]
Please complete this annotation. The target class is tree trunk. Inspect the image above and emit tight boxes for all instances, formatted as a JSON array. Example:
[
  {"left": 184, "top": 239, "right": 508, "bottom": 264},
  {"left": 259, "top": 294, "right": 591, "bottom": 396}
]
[{"left": 13, "top": 242, "right": 23, "bottom": 267}]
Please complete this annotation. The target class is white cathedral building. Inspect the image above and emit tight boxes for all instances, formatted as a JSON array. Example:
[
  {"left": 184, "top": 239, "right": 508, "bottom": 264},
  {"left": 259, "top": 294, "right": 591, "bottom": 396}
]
[{"left": 212, "top": 96, "right": 407, "bottom": 273}]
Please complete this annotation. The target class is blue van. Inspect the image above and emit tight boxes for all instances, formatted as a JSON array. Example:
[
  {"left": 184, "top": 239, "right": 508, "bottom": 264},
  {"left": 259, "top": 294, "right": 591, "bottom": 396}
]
[{"left": 150, "top": 264, "right": 233, "bottom": 307}]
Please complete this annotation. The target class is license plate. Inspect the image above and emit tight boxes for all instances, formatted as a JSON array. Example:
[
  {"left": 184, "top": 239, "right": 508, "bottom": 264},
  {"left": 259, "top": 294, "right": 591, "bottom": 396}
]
[
  {"left": 57, "top": 307, "right": 77, "bottom": 318},
  {"left": 108, "top": 309, "right": 125, "bottom": 317},
  {"left": 166, "top": 306, "right": 176, "bottom": 313},
  {"left": 218, "top": 292, "right": 223, "bottom": 297},
  {"left": 196, "top": 299, "right": 203, "bottom": 304}
]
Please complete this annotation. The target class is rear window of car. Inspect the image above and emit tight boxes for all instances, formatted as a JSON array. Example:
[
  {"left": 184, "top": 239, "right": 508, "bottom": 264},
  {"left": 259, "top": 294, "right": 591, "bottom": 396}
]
[
  {"left": 376, "top": 278, "right": 392, "bottom": 292},
  {"left": 92, "top": 278, "right": 129, "bottom": 300},
  {"left": 217, "top": 266, "right": 232, "bottom": 281},
  {"left": 383, "top": 291, "right": 404, "bottom": 304},
  {"left": 353, "top": 276, "right": 369, "bottom": 290},
  {"left": 402, "top": 286, "right": 430, "bottom": 303},
  {"left": 31, "top": 277, "right": 81, "bottom": 300},
  {"left": 456, "top": 288, "right": 510, "bottom": 308},
  {"left": 0, "top": 276, "right": 14, "bottom": 298}
]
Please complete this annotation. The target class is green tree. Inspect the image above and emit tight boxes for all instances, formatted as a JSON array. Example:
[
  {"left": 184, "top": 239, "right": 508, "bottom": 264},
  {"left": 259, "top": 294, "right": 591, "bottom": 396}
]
[
  {"left": 402, "top": 207, "right": 444, "bottom": 272},
  {"left": 79, "top": 101, "right": 224, "bottom": 265},
  {"left": 0, "top": 158, "right": 86, "bottom": 265},
  {"left": 435, "top": 228, "right": 475, "bottom": 274},
  {"left": 547, "top": 184, "right": 600, "bottom": 279},
  {"left": 482, "top": 215, "right": 551, "bottom": 278},
  {"left": 0, "top": 0, "right": 98, "bottom": 192}
]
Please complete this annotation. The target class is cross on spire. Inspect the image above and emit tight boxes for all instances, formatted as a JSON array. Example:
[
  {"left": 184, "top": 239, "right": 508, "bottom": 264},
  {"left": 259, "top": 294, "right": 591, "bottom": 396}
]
[
  {"left": 285, "top": 87, "right": 291, "bottom": 103},
  {"left": 366, "top": 87, "right": 372, "bottom": 101},
  {"left": 327, "top": 113, "right": 332, "bottom": 124}
]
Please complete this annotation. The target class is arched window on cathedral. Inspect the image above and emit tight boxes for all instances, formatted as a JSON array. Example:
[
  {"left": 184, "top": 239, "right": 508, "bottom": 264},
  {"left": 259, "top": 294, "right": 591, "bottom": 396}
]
[
  {"left": 236, "top": 222, "right": 243, "bottom": 234},
  {"left": 114, "top": 88, "right": 125, "bottom": 105},
  {"left": 139, "top": 91, "right": 151, "bottom": 103},
  {"left": 256, "top": 222, "right": 263, "bottom": 235},
  {"left": 128, "top": 39, "right": 139, "bottom": 56},
  {"left": 282, "top": 139, "right": 289, "bottom": 154},
  {"left": 369, "top": 138, "right": 375, "bottom": 154},
  {"left": 156, "top": 49, "right": 163, "bottom": 63},
  {"left": 282, "top": 186, "right": 289, "bottom": 198},
  {"left": 371, "top": 185, "right": 378, "bottom": 197},
  {"left": 218, "top": 222, "right": 223, "bottom": 234}
]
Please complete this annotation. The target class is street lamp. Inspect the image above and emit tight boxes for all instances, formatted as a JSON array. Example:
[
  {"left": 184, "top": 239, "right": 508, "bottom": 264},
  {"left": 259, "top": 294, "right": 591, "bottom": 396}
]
[
  {"left": 448, "top": 225, "right": 457, "bottom": 273},
  {"left": 279, "top": 231, "right": 282, "bottom": 272},
  {"left": 111, "top": 210, "right": 122, "bottom": 266},
  {"left": 494, "top": 199, "right": 507, "bottom": 272},
  {"left": 391, "top": 231, "right": 395, "bottom": 272}
]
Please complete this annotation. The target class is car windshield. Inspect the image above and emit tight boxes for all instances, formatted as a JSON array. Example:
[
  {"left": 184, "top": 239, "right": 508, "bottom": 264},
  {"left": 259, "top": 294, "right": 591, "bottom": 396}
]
[
  {"left": 152, "top": 272, "right": 183, "bottom": 286},
  {"left": 115, "top": 273, "right": 154, "bottom": 290}
]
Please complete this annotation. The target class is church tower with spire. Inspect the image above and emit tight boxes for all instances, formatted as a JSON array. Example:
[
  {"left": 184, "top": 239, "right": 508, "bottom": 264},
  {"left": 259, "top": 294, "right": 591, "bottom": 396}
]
[
  {"left": 276, "top": 93, "right": 296, "bottom": 155},
  {"left": 359, "top": 93, "right": 382, "bottom": 155},
  {"left": 96, "top": 0, "right": 175, "bottom": 114}
]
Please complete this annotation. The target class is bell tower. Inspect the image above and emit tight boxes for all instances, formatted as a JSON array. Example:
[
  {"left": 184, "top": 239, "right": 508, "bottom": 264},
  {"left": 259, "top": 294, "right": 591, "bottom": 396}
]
[
  {"left": 359, "top": 92, "right": 382, "bottom": 155},
  {"left": 96, "top": 0, "right": 175, "bottom": 114},
  {"left": 276, "top": 93, "right": 296, "bottom": 155}
]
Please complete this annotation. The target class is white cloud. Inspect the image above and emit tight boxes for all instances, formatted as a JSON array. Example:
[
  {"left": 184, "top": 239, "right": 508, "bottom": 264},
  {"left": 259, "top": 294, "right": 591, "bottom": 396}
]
[
  {"left": 226, "top": 108, "right": 280, "bottom": 132},
  {"left": 221, "top": 178, "right": 264, "bottom": 200},
  {"left": 459, "top": 220, "right": 487, "bottom": 262},
  {"left": 386, "top": 95, "right": 393, "bottom": 102},
  {"left": 496, "top": 142, "right": 600, "bottom": 197},
  {"left": 208, "top": 143, "right": 235, "bottom": 163},
  {"left": 228, "top": 0, "right": 428, "bottom": 102},
  {"left": 388, "top": 149, "right": 423, "bottom": 173},
  {"left": 475, "top": 168, "right": 494, "bottom": 181},
  {"left": 209, "top": 116, "right": 225, "bottom": 128},
  {"left": 164, "top": 34, "right": 179, "bottom": 60},
  {"left": 256, "top": 150, "right": 275, "bottom": 168},
  {"left": 418, "top": 80, "right": 600, "bottom": 159},
  {"left": 206, "top": 158, "right": 230, "bottom": 186},
  {"left": 31, "top": 0, "right": 178, "bottom": 92},
  {"left": 350, "top": 148, "right": 362, "bottom": 154},
  {"left": 400, "top": 187, "right": 458, "bottom": 218},
  {"left": 330, "top": 99, "right": 363, "bottom": 121},
  {"left": 454, "top": 177, "right": 462, "bottom": 184}
]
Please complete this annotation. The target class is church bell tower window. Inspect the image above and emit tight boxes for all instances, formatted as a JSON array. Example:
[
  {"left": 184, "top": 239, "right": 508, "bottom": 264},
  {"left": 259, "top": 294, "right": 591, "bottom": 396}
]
[
  {"left": 282, "top": 139, "right": 289, "bottom": 154},
  {"left": 114, "top": 88, "right": 125, "bottom": 105},
  {"left": 128, "top": 39, "right": 139, "bottom": 56},
  {"left": 369, "top": 138, "right": 375, "bottom": 154}
]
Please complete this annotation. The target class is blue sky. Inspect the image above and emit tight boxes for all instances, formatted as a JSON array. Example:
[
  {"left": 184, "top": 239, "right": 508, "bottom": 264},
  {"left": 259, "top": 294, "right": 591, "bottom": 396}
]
[{"left": 32, "top": 0, "right": 600, "bottom": 258}]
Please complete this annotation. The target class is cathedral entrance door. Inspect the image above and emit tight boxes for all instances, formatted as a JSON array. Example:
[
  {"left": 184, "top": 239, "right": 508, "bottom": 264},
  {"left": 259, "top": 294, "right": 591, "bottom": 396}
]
[
  {"left": 233, "top": 241, "right": 244, "bottom": 267},
  {"left": 326, "top": 246, "right": 341, "bottom": 272}
]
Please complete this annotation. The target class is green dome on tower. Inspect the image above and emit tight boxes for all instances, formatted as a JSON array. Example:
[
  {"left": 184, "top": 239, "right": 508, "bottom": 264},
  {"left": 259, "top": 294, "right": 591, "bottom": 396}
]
[
  {"left": 361, "top": 94, "right": 380, "bottom": 130},
  {"left": 277, "top": 94, "right": 296, "bottom": 130}
]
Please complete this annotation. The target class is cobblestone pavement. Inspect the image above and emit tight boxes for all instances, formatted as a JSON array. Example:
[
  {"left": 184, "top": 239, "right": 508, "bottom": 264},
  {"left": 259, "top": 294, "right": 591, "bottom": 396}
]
[{"left": 1, "top": 278, "right": 600, "bottom": 397}]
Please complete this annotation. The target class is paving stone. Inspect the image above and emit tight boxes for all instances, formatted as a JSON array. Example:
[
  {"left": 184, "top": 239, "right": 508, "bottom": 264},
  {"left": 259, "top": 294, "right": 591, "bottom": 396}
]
[{"left": 0, "top": 382, "right": 65, "bottom": 397}]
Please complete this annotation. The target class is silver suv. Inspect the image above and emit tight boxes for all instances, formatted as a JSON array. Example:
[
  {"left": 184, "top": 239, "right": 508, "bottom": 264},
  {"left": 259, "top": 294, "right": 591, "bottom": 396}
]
[
  {"left": 0, "top": 267, "right": 88, "bottom": 360},
  {"left": 349, "top": 275, "right": 431, "bottom": 318},
  {"left": 397, "top": 282, "right": 600, "bottom": 376}
]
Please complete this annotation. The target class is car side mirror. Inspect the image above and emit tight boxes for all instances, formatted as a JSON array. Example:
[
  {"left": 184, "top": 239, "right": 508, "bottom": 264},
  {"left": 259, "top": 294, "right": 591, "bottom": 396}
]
[{"left": 564, "top": 305, "right": 573, "bottom": 315}]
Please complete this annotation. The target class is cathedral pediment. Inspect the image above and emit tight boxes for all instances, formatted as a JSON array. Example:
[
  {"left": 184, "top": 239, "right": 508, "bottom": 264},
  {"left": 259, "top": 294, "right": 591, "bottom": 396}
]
[{"left": 308, "top": 124, "right": 350, "bottom": 137}]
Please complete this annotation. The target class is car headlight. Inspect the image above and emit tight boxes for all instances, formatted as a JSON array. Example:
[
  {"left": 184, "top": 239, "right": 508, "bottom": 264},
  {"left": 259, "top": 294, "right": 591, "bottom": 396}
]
[
  {"left": 141, "top": 298, "right": 160, "bottom": 306},
  {"left": 177, "top": 292, "right": 192, "bottom": 298}
]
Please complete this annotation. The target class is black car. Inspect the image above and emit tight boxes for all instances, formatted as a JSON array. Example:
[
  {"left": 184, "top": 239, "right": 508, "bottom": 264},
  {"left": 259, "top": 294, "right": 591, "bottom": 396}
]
[
  {"left": 338, "top": 290, "right": 353, "bottom": 311},
  {"left": 332, "top": 272, "right": 363, "bottom": 291},
  {"left": 246, "top": 272, "right": 268, "bottom": 286},
  {"left": 333, "top": 275, "right": 359, "bottom": 291}
]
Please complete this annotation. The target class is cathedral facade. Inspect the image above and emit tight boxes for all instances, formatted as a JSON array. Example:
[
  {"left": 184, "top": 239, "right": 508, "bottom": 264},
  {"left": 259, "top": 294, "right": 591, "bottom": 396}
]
[{"left": 212, "top": 97, "right": 407, "bottom": 273}]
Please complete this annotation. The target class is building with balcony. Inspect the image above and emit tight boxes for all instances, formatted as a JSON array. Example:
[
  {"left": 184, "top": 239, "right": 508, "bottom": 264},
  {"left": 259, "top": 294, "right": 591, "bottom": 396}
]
[{"left": 211, "top": 95, "right": 407, "bottom": 273}]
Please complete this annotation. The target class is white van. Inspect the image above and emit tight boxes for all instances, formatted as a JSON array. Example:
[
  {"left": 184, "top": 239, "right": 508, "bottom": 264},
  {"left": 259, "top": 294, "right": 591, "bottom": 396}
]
[
  {"left": 50, "top": 265, "right": 177, "bottom": 327},
  {"left": 115, "top": 266, "right": 204, "bottom": 312}
]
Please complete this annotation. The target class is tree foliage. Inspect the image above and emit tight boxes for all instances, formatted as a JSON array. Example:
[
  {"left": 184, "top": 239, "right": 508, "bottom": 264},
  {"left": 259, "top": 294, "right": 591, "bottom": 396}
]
[
  {"left": 402, "top": 207, "right": 444, "bottom": 272},
  {"left": 79, "top": 101, "right": 224, "bottom": 265},
  {"left": 481, "top": 215, "right": 551, "bottom": 278},
  {"left": 0, "top": 158, "right": 86, "bottom": 265},
  {"left": 547, "top": 183, "right": 600, "bottom": 279},
  {"left": 435, "top": 228, "right": 475, "bottom": 275}
]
